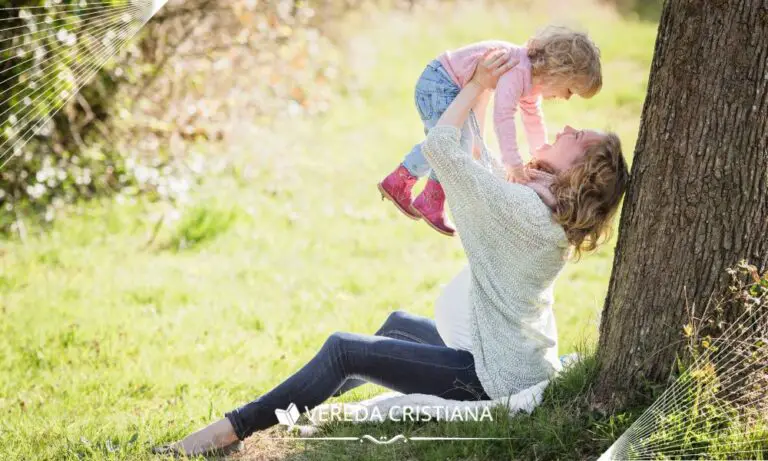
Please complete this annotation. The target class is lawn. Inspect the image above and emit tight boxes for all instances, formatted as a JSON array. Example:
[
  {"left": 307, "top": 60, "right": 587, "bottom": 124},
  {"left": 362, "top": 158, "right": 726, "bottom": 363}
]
[{"left": 0, "top": 1, "right": 658, "bottom": 459}]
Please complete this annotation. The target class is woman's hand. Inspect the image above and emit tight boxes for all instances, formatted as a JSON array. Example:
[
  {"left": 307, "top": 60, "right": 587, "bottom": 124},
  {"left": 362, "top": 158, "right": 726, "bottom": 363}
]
[
  {"left": 472, "top": 143, "right": 482, "bottom": 160},
  {"left": 470, "top": 49, "right": 519, "bottom": 90},
  {"left": 505, "top": 165, "right": 530, "bottom": 183}
]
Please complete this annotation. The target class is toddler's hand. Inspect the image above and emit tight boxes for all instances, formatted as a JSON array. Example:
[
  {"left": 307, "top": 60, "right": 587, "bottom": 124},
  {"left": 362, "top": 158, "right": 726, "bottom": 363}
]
[
  {"left": 472, "top": 143, "right": 482, "bottom": 160},
  {"left": 505, "top": 165, "right": 530, "bottom": 184}
]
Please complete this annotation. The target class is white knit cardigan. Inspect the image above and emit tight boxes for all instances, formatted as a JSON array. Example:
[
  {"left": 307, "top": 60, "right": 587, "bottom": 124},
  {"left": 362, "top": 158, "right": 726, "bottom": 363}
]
[{"left": 421, "top": 125, "right": 569, "bottom": 400}]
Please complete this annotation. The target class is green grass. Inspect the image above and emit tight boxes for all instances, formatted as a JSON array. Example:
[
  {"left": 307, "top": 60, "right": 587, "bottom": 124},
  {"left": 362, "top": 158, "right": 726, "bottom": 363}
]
[
  {"left": 166, "top": 203, "right": 241, "bottom": 251},
  {"left": 0, "top": 1, "right": 664, "bottom": 459}
]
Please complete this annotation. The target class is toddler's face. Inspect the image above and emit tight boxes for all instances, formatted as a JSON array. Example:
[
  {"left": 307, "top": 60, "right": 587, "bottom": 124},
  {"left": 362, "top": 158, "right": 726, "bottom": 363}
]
[{"left": 541, "top": 81, "right": 574, "bottom": 100}]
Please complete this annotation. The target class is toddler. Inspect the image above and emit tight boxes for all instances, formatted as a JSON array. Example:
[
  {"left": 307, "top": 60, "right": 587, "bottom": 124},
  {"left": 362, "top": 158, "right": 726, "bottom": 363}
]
[{"left": 378, "top": 26, "right": 602, "bottom": 236}]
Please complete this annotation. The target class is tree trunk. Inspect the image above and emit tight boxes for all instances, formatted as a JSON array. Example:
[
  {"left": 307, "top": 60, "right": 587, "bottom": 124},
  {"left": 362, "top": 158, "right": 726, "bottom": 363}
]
[{"left": 594, "top": 0, "right": 768, "bottom": 409}]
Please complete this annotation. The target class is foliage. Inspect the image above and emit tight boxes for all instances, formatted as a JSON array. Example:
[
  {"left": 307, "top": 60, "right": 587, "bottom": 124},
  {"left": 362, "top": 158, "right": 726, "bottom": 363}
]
[
  {"left": 628, "top": 263, "right": 768, "bottom": 459},
  {"left": 601, "top": 0, "right": 664, "bottom": 20},
  {"left": 679, "top": 261, "right": 768, "bottom": 412},
  {"left": 0, "top": 0, "right": 142, "bottom": 232},
  {"left": 0, "top": 0, "right": 387, "bottom": 234}
]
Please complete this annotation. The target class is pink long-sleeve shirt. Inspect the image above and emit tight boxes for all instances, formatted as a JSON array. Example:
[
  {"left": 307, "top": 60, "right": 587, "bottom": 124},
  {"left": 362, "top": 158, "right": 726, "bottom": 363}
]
[{"left": 438, "top": 41, "right": 547, "bottom": 167}]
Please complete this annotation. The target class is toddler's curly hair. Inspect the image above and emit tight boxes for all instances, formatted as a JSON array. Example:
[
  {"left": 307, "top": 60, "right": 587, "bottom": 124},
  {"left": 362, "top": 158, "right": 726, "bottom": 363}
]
[{"left": 527, "top": 25, "right": 602, "bottom": 98}]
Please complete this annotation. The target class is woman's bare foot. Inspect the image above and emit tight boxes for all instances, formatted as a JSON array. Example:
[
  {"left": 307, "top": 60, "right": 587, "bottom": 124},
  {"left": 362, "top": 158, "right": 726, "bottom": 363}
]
[{"left": 167, "top": 418, "right": 241, "bottom": 456}]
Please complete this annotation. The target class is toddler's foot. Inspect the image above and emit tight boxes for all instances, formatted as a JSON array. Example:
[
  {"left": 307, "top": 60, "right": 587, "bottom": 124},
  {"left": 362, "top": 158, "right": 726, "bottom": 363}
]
[
  {"left": 378, "top": 165, "right": 420, "bottom": 220},
  {"left": 412, "top": 179, "right": 455, "bottom": 237}
]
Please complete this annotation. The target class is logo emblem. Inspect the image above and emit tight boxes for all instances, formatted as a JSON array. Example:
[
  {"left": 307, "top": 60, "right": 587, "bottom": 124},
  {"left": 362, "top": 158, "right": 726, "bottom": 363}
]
[{"left": 274, "top": 402, "right": 300, "bottom": 428}]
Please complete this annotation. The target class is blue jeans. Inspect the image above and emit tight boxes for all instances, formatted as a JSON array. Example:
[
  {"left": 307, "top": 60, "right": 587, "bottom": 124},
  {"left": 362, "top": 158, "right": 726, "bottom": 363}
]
[
  {"left": 402, "top": 60, "right": 477, "bottom": 182},
  {"left": 224, "top": 311, "right": 490, "bottom": 440}
]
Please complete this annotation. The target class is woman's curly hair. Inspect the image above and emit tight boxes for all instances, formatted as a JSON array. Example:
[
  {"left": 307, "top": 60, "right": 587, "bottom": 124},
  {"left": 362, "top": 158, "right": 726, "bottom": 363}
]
[
  {"left": 527, "top": 25, "right": 602, "bottom": 98},
  {"left": 550, "top": 133, "right": 629, "bottom": 260}
]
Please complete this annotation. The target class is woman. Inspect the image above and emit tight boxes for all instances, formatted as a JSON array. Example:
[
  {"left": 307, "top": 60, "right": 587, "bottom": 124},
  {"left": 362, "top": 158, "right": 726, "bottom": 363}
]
[{"left": 155, "top": 50, "right": 629, "bottom": 457}]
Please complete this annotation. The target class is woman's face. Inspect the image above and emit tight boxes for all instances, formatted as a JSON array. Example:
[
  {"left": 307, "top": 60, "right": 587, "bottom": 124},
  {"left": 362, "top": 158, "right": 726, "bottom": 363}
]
[{"left": 533, "top": 125, "right": 603, "bottom": 173}]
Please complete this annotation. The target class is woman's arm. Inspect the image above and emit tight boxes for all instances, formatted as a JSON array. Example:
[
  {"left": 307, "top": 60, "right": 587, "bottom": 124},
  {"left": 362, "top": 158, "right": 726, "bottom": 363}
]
[
  {"left": 435, "top": 80, "right": 487, "bottom": 130},
  {"left": 471, "top": 90, "right": 492, "bottom": 159},
  {"left": 474, "top": 90, "right": 491, "bottom": 135},
  {"left": 422, "top": 50, "right": 533, "bottom": 220},
  {"left": 422, "top": 50, "right": 517, "bottom": 192}
]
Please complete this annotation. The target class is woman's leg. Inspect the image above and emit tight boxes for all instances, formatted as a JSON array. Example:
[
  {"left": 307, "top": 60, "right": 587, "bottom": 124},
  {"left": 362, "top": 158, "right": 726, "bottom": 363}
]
[
  {"left": 225, "top": 331, "right": 488, "bottom": 440},
  {"left": 370, "top": 310, "right": 445, "bottom": 344},
  {"left": 332, "top": 310, "right": 445, "bottom": 396}
]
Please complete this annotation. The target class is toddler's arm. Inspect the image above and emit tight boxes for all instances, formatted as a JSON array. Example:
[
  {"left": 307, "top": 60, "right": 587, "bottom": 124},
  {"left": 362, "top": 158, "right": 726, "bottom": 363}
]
[
  {"left": 492, "top": 70, "right": 526, "bottom": 168},
  {"left": 519, "top": 95, "right": 547, "bottom": 154}
]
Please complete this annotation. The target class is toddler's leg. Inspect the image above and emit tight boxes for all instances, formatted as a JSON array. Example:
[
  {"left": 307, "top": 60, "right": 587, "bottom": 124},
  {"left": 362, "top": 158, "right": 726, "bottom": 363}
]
[
  {"left": 412, "top": 107, "right": 476, "bottom": 237},
  {"left": 402, "top": 141, "right": 433, "bottom": 178},
  {"left": 378, "top": 101, "right": 438, "bottom": 220},
  {"left": 378, "top": 164, "right": 420, "bottom": 220},
  {"left": 378, "top": 63, "right": 453, "bottom": 219}
]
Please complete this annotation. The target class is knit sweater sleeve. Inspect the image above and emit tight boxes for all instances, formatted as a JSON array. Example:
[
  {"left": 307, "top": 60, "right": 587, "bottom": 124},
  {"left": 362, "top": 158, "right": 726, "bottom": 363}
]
[{"left": 422, "top": 125, "right": 558, "bottom": 244}]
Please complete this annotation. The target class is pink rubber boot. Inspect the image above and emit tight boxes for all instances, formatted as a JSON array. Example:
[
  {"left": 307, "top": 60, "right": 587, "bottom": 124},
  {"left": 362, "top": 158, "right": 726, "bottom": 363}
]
[
  {"left": 412, "top": 179, "right": 456, "bottom": 237},
  {"left": 377, "top": 165, "right": 420, "bottom": 220}
]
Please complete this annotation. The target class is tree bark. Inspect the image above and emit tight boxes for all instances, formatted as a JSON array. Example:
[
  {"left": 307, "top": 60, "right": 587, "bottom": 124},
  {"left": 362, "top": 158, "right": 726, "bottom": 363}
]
[{"left": 594, "top": 0, "right": 768, "bottom": 409}]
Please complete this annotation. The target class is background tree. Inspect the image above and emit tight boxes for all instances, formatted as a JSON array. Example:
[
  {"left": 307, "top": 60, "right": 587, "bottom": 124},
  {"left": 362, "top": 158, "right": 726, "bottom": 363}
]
[{"left": 594, "top": 0, "right": 768, "bottom": 409}]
